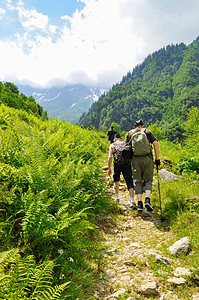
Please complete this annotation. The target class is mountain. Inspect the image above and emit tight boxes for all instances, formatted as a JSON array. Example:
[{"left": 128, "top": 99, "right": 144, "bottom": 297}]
[
  {"left": 17, "top": 84, "right": 107, "bottom": 124},
  {"left": 79, "top": 37, "right": 199, "bottom": 141}
]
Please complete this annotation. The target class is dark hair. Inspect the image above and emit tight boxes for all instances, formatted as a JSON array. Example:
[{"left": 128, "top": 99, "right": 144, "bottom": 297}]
[
  {"left": 111, "top": 125, "right": 114, "bottom": 128},
  {"left": 114, "top": 133, "right": 121, "bottom": 139},
  {"left": 135, "top": 119, "right": 143, "bottom": 126}
]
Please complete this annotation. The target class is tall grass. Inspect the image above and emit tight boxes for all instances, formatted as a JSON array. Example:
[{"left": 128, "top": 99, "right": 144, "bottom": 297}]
[{"left": 151, "top": 109, "right": 199, "bottom": 289}]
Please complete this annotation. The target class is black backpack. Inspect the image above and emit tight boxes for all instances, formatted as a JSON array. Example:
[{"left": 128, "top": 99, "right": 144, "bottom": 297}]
[{"left": 113, "top": 142, "right": 131, "bottom": 165}]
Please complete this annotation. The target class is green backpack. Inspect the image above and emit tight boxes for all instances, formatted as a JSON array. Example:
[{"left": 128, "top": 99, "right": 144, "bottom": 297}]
[{"left": 131, "top": 128, "right": 151, "bottom": 156}]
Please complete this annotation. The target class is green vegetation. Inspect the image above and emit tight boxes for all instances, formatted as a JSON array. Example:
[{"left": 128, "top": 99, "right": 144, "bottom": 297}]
[
  {"left": 0, "top": 62, "right": 198, "bottom": 298},
  {"left": 79, "top": 37, "right": 199, "bottom": 142},
  {"left": 0, "top": 97, "right": 112, "bottom": 298},
  {"left": 0, "top": 81, "right": 47, "bottom": 119}
]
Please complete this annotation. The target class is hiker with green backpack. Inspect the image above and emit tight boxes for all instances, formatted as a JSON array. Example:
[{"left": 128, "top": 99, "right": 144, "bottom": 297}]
[{"left": 125, "top": 120, "right": 160, "bottom": 212}]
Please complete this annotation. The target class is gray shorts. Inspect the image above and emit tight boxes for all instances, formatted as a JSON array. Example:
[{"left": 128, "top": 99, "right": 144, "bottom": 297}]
[{"left": 132, "top": 155, "right": 154, "bottom": 194}]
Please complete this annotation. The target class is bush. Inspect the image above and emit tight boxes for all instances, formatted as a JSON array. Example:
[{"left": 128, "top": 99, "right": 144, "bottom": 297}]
[{"left": 176, "top": 156, "right": 199, "bottom": 174}]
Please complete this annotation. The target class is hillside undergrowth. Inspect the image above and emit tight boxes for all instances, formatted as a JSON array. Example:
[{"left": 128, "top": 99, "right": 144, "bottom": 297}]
[
  {"left": 0, "top": 103, "right": 198, "bottom": 299},
  {"left": 0, "top": 104, "right": 112, "bottom": 299}
]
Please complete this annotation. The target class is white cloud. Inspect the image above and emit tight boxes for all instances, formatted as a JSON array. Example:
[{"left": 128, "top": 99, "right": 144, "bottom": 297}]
[
  {"left": 49, "top": 25, "right": 57, "bottom": 34},
  {"left": 16, "top": 5, "right": 48, "bottom": 31},
  {"left": 17, "top": 0, "right": 24, "bottom": 5},
  {"left": 0, "top": 8, "right": 6, "bottom": 19},
  {"left": 0, "top": 0, "right": 199, "bottom": 88},
  {"left": 6, "top": 0, "right": 15, "bottom": 11}
]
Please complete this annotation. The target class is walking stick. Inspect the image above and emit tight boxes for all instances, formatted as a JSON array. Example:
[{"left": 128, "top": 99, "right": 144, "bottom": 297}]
[{"left": 156, "top": 165, "right": 164, "bottom": 221}]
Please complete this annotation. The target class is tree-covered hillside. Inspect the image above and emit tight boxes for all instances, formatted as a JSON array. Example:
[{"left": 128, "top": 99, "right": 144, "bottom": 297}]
[
  {"left": 0, "top": 81, "right": 47, "bottom": 119},
  {"left": 79, "top": 37, "right": 199, "bottom": 141}
]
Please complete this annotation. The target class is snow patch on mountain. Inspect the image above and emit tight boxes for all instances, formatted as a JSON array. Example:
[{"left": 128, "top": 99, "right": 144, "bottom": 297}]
[
  {"left": 17, "top": 83, "right": 108, "bottom": 124},
  {"left": 71, "top": 103, "right": 77, "bottom": 108}
]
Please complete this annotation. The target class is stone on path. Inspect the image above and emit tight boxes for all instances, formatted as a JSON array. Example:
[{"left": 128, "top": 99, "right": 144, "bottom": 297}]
[
  {"left": 160, "top": 291, "right": 180, "bottom": 299},
  {"left": 112, "top": 288, "right": 126, "bottom": 297},
  {"left": 168, "top": 236, "right": 190, "bottom": 255},
  {"left": 174, "top": 267, "right": 191, "bottom": 277},
  {"left": 167, "top": 276, "right": 187, "bottom": 285},
  {"left": 124, "top": 260, "right": 137, "bottom": 266},
  {"left": 141, "top": 281, "right": 159, "bottom": 296},
  {"left": 150, "top": 252, "right": 171, "bottom": 265}
]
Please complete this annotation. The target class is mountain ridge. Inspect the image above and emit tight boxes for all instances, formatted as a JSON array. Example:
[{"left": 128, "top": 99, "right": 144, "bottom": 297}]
[{"left": 17, "top": 83, "right": 107, "bottom": 124}]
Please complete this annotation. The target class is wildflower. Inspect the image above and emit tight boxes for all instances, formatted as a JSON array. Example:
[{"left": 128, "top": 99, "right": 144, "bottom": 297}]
[
  {"left": 68, "top": 257, "right": 74, "bottom": 262},
  {"left": 59, "top": 273, "right": 65, "bottom": 280}
]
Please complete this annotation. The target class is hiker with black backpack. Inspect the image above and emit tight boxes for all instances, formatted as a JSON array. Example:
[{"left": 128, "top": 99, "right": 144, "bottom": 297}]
[
  {"left": 125, "top": 120, "right": 160, "bottom": 212},
  {"left": 108, "top": 133, "right": 136, "bottom": 208}
]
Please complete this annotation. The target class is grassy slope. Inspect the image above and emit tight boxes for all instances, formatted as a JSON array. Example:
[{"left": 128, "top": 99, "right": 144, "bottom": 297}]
[{"left": 0, "top": 102, "right": 198, "bottom": 298}]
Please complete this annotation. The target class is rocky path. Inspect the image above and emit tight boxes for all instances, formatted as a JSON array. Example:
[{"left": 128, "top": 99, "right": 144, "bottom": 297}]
[{"left": 94, "top": 166, "right": 199, "bottom": 299}]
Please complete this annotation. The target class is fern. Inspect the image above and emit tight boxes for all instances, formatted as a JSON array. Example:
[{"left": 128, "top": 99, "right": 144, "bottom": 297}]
[
  {"left": 22, "top": 196, "right": 56, "bottom": 246},
  {"left": 0, "top": 248, "right": 19, "bottom": 267},
  {"left": 0, "top": 104, "right": 110, "bottom": 298},
  {"left": 38, "top": 282, "right": 69, "bottom": 300},
  {"left": 0, "top": 250, "right": 69, "bottom": 299}
]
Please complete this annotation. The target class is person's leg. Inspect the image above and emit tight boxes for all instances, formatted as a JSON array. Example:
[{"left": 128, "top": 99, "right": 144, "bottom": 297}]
[
  {"left": 114, "top": 181, "right": 119, "bottom": 202},
  {"left": 137, "top": 194, "right": 142, "bottom": 201},
  {"left": 129, "top": 187, "right": 136, "bottom": 208},
  {"left": 142, "top": 156, "right": 154, "bottom": 211},
  {"left": 129, "top": 187, "right": 134, "bottom": 197},
  {"left": 122, "top": 163, "right": 136, "bottom": 208},
  {"left": 132, "top": 157, "right": 143, "bottom": 210},
  {"left": 113, "top": 163, "right": 121, "bottom": 202},
  {"left": 145, "top": 190, "right": 151, "bottom": 198}
]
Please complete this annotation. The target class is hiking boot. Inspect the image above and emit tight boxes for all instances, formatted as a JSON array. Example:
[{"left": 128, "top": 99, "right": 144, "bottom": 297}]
[
  {"left": 130, "top": 200, "right": 137, "bottom": 209},
  {"left": 137, "top": 201, "right": 143, "bottom": 211},
  {"left": 145, "top": 197, "right": 154, "bottom": 212},
  {"left": 115, "top": 197, "right": 119, "bottom": 203}
]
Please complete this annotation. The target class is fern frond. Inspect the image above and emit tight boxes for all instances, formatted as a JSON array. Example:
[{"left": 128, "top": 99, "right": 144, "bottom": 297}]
[
  {"left": 0, "top": 274, "right": 12, "bottom": 283},
  {"left": 29, "top": 261, "right": 54, "bottom": 299},
  {"left": 0, "top": 248, "right": 20, "bottom": 268},
  {"left": 37, "top": 282, "right": 69, "bottom": 300}
]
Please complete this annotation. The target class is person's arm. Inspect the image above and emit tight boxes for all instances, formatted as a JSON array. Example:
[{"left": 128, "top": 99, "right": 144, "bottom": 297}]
[
  {"left": 124, "top": 132, "right": 129, "bottom": 144},
  {"left": 153, "top": 140, "right": 160, "bottom": 166},
  {"left": 108, "top": 145, "right": 114, "bottom": 176},
  {"left": 146, "top": 129, "right": 159, "bottom": 160},
  {"left": 152, "top": 140, "right": 159, "bottom": 159}
]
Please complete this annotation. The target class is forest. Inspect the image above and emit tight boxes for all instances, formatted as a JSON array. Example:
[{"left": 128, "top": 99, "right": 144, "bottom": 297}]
[
  {"left": 0, "top": 69, "right": 198, "bottom": 298},
  {"left": 79, "top": 37, "right": 199, "bottom": 142}
]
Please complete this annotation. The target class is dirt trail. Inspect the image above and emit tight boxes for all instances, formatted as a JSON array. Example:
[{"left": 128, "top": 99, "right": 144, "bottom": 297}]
[{"left": 96, "top": 166, "right": 177, "bottom": 299}]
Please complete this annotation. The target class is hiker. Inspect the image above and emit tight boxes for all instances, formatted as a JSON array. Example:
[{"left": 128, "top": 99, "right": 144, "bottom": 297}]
[
  {"left": 125, "top": 119, "right": 160, "bottom": 212},
  {"left": 108, "top": 133, "right": 136, "bottom": 208},
  {"left": 107, "top": 125, "right": 117, "bottom": 143}
]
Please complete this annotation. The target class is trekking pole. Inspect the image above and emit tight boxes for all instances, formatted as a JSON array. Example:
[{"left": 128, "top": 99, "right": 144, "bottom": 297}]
[{"left": 156, "top": 165, "right": 164, "bottom": 221}]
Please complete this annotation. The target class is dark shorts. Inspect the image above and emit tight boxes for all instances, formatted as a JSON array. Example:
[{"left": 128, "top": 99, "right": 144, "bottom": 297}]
[{"left": 113, "top": 162, "right": 134, "bottom": 190}]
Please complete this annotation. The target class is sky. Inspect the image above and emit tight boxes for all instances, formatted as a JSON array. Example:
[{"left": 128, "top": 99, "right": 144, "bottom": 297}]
[{"left": 0, "top": 0, "right": 199, "bottom": 89}]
